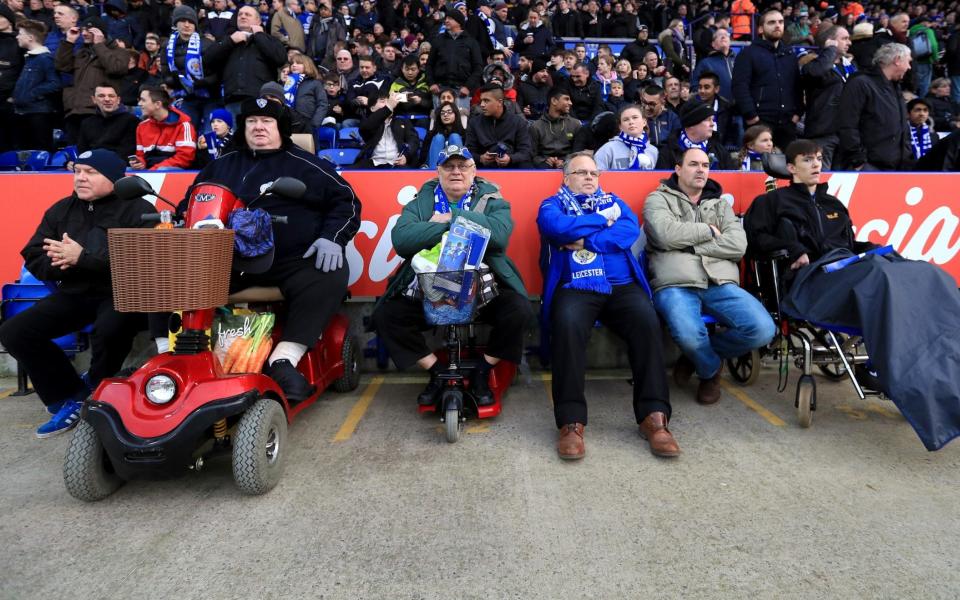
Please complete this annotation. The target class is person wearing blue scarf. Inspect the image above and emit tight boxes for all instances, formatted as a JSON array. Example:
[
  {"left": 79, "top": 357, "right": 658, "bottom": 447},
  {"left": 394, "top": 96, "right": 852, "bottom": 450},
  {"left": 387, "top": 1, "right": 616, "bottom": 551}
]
[
  {"left": 164, "top": 6, "right": 218, "bottom": 133},
  {"left": 537, "top": 151, "right": 673, "bottom": 461},
  {"left": 656, "top": 100, "right": 738, "bottom": 169},
  {"left": 907, "top": 98, "right": 935, "bottom": 160},
  {"left": 370, "top": 145, "right": 531, "bottom": 408},
  {"left": 594, "top": 105, "right": 659, "bottom": 170}
]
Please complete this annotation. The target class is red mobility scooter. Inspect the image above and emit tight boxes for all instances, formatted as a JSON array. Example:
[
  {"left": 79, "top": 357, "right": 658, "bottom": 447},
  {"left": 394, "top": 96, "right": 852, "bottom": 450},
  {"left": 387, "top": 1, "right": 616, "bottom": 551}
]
[{"left": 63, "top": 176, "right": 361, "bottom": 501}]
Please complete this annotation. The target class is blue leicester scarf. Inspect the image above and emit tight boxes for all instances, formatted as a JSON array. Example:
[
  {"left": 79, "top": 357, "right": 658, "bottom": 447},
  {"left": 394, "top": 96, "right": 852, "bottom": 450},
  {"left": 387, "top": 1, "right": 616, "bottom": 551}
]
[
  {"left": 167, "top": 32, "right": 208, "bottom": 98},
  {"left": 911, "top": 124, "right": 933, "bottom": 159},
  {"left": 434, "top": 182, "right": 475, "bottom": 214},
  {"left": 556, "top": 184, "right": 614, "bottom": 295},
  {"left": 679, "top": 129, "right": 709, "bottom": 152},
  {"left": 742, "top": 149, "right": 763, "bottom": 171},
  {"left": 283, "top": 73, "right": 303, "bottom": 107},
  {"left": 476, "top": 9, "right": 501, "bottom": 50},
  {"left": 617, "top": 131, "right": 650, "bottom": 170}
]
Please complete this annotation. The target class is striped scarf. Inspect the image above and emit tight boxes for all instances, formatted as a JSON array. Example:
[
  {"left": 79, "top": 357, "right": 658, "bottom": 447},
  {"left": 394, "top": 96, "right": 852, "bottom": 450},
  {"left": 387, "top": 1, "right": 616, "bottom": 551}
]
[
  {"left": 556, "top": 184, "right": 614, "bottom": 295},
  {"left": 617, "top": 131, "right": 651, "bottom": 170},
  {"left": 679, "top": 129, "right": 709, "bottom": 152},
  {"left": 911, "top": 124, "right": 933, "bottom": 159},
  {"left": 742, "top": 150, "right": 763, "bottom": 171}
]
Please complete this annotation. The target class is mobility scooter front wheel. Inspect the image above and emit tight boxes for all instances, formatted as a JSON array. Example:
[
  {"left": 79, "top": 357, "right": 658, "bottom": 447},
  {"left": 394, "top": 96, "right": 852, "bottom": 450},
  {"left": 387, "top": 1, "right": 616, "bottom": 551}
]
[
  {"left": 441, "top": 390, "right": 463, "bottom": 443},
  {"left": 333, "top": 335, "right": 362, "bottom": 393},
  {"left": 232, "top": 398, "right": 288, "bottom": 495},
  {"left": 63, "top": 420, "right": 124, "bottom": 502}
]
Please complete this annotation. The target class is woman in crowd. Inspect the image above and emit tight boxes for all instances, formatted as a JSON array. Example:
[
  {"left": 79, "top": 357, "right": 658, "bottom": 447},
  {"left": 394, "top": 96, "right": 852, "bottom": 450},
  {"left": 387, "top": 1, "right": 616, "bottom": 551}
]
[
  {"left": 421, "top": 101, "right": 467, "bottom": 168},
  {"left": 594, "top": 104, "right": 659, "bottom": 170}
]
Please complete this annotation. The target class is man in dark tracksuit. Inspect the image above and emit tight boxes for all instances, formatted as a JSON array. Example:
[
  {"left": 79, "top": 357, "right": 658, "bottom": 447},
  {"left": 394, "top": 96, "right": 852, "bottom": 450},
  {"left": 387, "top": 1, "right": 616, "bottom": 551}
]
[
  {"left": 0, "top": 150, "right": 154, "bottom": 438},
  {"left": 188, "top": 97, "right": 361, "bottom": 401},
  {"left": 425, "top": 10, "right": 483, "bottom": 109}
]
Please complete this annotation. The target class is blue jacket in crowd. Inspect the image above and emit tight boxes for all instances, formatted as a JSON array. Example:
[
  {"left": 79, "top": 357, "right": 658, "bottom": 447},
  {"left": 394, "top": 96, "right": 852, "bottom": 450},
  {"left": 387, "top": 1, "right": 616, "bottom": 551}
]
[
  {"left": 12, "top": 48, "right": 61, "bottom": 114},
  {"left": 731, "top": 39, "right": 803, "bottom": 122}
]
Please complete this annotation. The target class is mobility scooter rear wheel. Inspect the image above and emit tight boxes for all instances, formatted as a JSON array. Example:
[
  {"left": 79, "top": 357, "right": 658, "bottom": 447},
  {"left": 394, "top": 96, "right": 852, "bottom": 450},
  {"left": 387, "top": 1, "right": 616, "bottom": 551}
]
[
  {"left": 333, "top": 335, "right": 362, "bottom": 393},
  {"left": 441, "top": 390, "right": 463, "bottom": 443},
  {"left": 232, "top": 398, "right": 288, "bottom": 495},
  {"left": 63, "top": 421, "right": 123, "bottom": 502}
]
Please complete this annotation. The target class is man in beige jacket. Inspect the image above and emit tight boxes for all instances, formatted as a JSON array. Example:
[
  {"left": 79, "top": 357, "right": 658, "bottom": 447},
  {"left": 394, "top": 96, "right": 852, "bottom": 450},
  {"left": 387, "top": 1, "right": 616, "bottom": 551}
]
[{"left": 643, "top": 147, "right": 775, "bottom": 403}]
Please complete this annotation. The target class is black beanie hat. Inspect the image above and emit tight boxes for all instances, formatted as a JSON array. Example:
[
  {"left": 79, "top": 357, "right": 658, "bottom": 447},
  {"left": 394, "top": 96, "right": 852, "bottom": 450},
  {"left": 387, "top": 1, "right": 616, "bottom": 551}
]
[
  {"left": 445, "top": 8, "right": 467, "bottom": 28},
  {"left": 680, "top": 100, "right": 715, "bottom": 128},
  {"left": 236, "top": 97, "right": 293, "bottom": 148}
]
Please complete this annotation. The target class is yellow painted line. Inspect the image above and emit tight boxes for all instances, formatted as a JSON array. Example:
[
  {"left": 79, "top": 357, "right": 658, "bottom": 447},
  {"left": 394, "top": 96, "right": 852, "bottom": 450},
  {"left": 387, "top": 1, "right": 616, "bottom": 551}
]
[
  {"left": 0, "top": 388, "right": 16, "bottom": 400},
  {"left": 719, "top": 380, "right": 786, "bottom": 427},
  {"left": 465, "top": 422, "right": 491, "bottom": 434},
  {"left": 332, "top": 375, "right": 384, "bottom": 442},
  {"left": 540, "top": 372, "right": 553, "bottom": 405}
]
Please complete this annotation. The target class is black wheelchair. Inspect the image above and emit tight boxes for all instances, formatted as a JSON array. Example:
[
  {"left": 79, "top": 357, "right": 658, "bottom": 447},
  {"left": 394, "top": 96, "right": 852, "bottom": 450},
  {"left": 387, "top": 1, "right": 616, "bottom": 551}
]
[{"left": 725, "top": 154, "right": 885, "bottom": 427}]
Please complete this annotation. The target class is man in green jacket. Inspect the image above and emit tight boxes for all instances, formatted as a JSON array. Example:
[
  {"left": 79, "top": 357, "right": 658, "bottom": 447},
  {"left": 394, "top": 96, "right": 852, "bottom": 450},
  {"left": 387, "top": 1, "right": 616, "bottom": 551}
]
[
  {"left": 371, "top": 144, "right": 532, "bottom": 406},
  {"left": 644, "top": 147, "right": 775, "bottom": 404}
]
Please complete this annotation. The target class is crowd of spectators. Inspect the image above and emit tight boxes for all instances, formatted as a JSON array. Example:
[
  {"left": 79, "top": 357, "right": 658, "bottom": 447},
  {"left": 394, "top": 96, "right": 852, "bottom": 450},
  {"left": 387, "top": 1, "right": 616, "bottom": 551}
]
[{"left": 2, "top": 0, "right": 960, "bottom": 171}]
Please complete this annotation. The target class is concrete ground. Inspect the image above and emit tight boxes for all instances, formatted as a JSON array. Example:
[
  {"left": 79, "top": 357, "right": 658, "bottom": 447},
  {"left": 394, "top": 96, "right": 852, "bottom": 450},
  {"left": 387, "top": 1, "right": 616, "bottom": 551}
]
[{"left": 1, "top": 366, "right": 958, "bottom": 600}]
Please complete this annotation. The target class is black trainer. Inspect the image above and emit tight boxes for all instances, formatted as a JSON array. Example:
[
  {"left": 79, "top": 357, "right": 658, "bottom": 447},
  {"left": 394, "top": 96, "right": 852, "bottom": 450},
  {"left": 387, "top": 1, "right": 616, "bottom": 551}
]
[
  {"left": 417, "top": 369, "right": 444, "bottom": 406},
  {"left": 472, "top": 366, "right": 495, "bottom": 406},
  {"left": 266, "top": 359, "right": 315, "bottom": 404}
]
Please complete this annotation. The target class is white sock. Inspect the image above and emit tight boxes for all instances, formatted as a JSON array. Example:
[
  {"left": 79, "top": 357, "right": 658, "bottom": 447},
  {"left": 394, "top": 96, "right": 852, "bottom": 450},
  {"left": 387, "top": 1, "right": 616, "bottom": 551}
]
[
  {"left": 269, "top": 341, "right": 308, "bottom": 366},
  {"left": 155, "top": 337, "right": 170, "bottom": 353}
]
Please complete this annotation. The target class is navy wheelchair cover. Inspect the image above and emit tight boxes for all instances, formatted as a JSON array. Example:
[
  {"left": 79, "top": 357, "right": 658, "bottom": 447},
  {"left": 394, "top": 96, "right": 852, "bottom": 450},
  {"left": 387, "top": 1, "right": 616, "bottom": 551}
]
[{"left": 783, "top": 248, "right": 960, "bottom": 451}]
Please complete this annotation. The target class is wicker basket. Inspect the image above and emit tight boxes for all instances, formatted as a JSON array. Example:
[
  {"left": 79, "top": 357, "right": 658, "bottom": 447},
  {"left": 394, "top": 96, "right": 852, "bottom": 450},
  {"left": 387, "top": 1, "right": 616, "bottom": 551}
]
[{"left": 108, "top": 229, "right": 235, "bottom": 312}]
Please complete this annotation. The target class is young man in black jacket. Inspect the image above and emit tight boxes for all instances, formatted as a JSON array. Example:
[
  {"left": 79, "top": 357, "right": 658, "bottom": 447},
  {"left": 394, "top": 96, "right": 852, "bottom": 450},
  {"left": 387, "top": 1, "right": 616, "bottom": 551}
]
[
  {"left": 354, "top": 91, "right": 420, "bottom": 167},
  {"left": 0, "top": 150, "right": 154, "bottom": 438},
  {"left": 425, "top": 9, "right": 483, "bottom": 111},
  {"left": 466, "top": 83, "right": 534, "bottom": 168}
]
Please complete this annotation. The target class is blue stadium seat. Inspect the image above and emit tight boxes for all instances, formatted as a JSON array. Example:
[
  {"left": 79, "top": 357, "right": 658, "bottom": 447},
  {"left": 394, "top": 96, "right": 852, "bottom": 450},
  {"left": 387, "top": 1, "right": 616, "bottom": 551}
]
[
  {"left": 44, "top": 149, "right": 72, "bottom": 170},
  {"left": 0, "top": 151, "right": 20, "bottom": 171},
  {"left": 23, "top": 150, "right": 51, "bottom": 171},
  {"left": 414, "top": 127, "right": 427, "bottom": 140},
  {"left": 316, "top": 126, "right": 337, "bottom": 150},
  {"left": 338, "top": 127, "right": 363, "bottom": 148},
  {"left": 318, "top": 148, "right": 361, "bottom": 167}
]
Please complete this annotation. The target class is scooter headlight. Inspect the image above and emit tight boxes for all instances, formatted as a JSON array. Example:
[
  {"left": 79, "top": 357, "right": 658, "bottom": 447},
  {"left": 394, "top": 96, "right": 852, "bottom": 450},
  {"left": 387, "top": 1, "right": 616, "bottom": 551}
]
[{"left": 145, "top": 374, "right": 177, "bottom": 405}]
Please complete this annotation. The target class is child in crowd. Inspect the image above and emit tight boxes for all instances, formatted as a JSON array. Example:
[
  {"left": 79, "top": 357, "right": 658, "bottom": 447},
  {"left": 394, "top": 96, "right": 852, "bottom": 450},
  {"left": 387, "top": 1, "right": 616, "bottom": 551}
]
[
  {"left": 197, "top": 108, "right": 234, "bottom": 165},
  {"left": 322, "top": 72, "right": 349, "bottom": 128},
  {"left": 739, "top": 124, "right": 775, "bottom": 171},
  {"left": 604, "top": 80, "right": 628, "bottom": 112}
]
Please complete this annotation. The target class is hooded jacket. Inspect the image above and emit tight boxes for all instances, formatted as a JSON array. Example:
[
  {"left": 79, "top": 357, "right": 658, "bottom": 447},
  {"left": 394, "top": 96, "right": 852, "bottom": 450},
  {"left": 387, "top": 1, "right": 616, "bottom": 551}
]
[
  {"left": 643, "top": 175, "right": 745, "bottom": 291},
  {"left": 54, "top": 39, "right": 130, "bottom": 116},
  {"left": 13, "top": 47, "right": 61, "bottom": 114},
  {"left": 135, "top": 105, "right": 197, "bottom": 169},
  {"left": 191, "top": 143, "right": 361, "bottom": 259},
  {"left": 465, "top": 109, "right": 534, "bottom": 166},
  {"left": 529, "top": 112, "right": 581, "bottom": 167},
  {"left": 594, "top": 134, "right": 660, "bottom": 170},
  {"left": 21, "top": 192, "right": 156, "bottom": 296}
]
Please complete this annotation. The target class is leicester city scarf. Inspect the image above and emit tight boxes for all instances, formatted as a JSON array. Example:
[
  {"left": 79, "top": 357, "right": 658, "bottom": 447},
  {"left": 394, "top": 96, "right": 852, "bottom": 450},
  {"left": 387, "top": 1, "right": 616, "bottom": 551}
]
[
  {"left": 477, "top": 9, "right": 502, "bottom": 50},
  {"left": 434, "top": 181, "right": 475, "bottom": 214},
  {"left": 742, "top": 149, "right": 763, "bottom": 171},
  {"left": 283, "top": 73, "right": 303, "bottom": 107},
  {"left": 679, "top": 129, "right": 709, "bottom": 152},
  {"left": 617, "top": 131, "right": 650, "bottom": 170},
  {"left": 911, "top": 124, "right": 933, "bottom": 159},
  {"left": 556, "top": 184, "right": 613, "bottom": 295},
  {"left": 167, "top": 32, "right": 208, "bottom": 98}
]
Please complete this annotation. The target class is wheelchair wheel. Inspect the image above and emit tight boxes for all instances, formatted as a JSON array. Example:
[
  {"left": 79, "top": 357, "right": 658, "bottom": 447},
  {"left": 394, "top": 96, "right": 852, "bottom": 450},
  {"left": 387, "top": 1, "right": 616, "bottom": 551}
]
[
  {"left": 444, "top": 408, "right": 461, "bottom": 443},
  {"left": 795, "top": 375, "right": 816, "bottom": 428},
  {"left": 726, "top": 349, "right": 761, "bottom": 386},
  {"left": 818, "top": 362, "right": 847, "bottom": 381}
]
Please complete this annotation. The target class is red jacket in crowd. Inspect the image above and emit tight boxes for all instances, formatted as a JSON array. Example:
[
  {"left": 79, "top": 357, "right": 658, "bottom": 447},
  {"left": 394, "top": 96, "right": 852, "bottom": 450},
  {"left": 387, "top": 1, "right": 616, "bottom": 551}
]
[{"left": 135, "top": 105, "right": 197, "bottom": 170}]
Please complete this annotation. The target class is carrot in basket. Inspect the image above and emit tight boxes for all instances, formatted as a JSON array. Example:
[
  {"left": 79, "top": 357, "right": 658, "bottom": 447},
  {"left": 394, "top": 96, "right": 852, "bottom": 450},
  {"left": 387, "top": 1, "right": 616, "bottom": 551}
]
[
  {"left": 222, "top": 336, "right": 250, "bottom": 372},
  {"left": 251, "top": 338, "right": 273, "bottom": 374}
]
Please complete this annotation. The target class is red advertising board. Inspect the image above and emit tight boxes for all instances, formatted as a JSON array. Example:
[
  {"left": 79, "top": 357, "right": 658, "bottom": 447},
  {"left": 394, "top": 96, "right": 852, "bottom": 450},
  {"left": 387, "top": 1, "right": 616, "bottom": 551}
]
[{"left": 3, "top": 171, "right": 959, "bottom": 296}]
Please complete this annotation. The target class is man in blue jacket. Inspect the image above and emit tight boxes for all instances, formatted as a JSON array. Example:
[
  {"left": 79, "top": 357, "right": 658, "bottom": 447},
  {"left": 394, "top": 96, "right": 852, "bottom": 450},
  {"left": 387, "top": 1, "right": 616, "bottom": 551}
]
[
  {"left": 731, "top": 9, "right": 803, "bottom": 149},
  {"left": 537, "top": 151, "right": 676, "bottom": 461}
]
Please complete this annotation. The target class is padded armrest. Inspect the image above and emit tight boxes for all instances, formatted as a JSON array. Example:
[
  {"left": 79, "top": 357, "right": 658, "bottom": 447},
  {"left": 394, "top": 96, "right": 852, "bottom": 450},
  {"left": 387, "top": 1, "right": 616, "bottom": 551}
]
[{"left": 228, "top": 286, "right": 285, "bottom": 304}]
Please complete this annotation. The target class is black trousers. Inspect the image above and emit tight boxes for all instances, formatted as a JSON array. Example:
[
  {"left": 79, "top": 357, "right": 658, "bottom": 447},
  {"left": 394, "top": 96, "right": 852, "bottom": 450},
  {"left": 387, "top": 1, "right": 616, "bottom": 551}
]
[
  {"left": 0, "top": 292, "right": 145, "bottom": 407},
  {"left": 550, "top": 284, "right": 670, "bottom": 428},
  {"left": 373, "top": 288, "right": 533, "bottom": 369},
  {"left": 232, "top": 256, "right": 349, "bottom": 347},
  {"left": 16, "top": 113, "right": 55, "bottom": 152},
  {"left": 0, "top": 102, "right": 15, "bottom": 153}
]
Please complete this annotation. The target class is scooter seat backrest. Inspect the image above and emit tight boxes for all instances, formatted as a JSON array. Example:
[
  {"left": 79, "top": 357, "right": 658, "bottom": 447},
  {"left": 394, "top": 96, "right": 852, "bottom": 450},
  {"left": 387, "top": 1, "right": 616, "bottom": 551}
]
[{"left": 228, "top": 286, "right": 285, "bottom": 304}]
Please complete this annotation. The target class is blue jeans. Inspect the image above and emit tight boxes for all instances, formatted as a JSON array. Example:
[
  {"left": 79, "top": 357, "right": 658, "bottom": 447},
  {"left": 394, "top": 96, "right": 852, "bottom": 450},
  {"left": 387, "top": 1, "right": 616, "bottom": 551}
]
[
  {"left": 653, "top": 283, "right": 776, "bottom": 379},
  {"left": 914, "top": 62, "right": 933, "bottom": 98},
  {"left": 951, "top": 75, "right": 960, "bottom": 106},
  {"left": 426, "top": 132, "right": 463, "bottom": 168}
]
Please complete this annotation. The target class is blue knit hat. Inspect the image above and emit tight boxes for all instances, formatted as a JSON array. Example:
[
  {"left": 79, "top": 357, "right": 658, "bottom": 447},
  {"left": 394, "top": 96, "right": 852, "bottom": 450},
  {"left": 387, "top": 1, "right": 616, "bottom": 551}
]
[
  {"left": 209, "top": 108, "right": 234, "bottom": 129},
  {"left": 75, "top": 149, "right": 127, "bottom": 183}
]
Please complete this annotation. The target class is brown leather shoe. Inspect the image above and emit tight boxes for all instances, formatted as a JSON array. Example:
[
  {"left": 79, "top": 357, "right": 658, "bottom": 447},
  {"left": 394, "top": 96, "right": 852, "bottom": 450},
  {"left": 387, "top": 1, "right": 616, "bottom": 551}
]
[
  {"left": 557, "top": 423, "right": 585, "bottom": 460},
  {"left": 696, "top": 371, "right": 723, "bottom": 405},
  {"left": 639, "top": 412, "right": 680, "bottom": 458},
  {"left": 673, "top": 355, "right": 695, "bottom": 386}
]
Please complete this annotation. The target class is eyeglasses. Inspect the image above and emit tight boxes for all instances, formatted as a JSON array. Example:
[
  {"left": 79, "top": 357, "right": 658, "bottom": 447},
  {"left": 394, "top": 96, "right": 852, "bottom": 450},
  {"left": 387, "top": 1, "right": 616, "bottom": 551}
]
[
  {"left": 336, "top": 56, "right": 351, "bottom": 61},
  {"left": 440, "top": 162, "right": 475, "bottom": 172},
  {"left": 568, "top": 169, "right": 600, "bottom": 178},
  {"left": 439, "top": 110, "right": 455, "bottom": 116}
]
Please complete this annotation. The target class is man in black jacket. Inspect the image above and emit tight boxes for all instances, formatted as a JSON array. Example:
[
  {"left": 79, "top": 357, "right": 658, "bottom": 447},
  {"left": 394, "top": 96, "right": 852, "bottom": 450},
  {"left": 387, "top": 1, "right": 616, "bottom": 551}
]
[
  {"left": 205, "top": 4, "right": 287, "bottom": 113},
  {"left": 566, "top": 62, "right": 603, "bottom": 122},
  {"left": 354, "top": 91, "right": 420, "bottom": 167},
  {"left": 466, "top": 83, "right": 534, "bottom": 168},
  {"left": 731, "top": 9, "right": 803, "bottom": 149},
  {"left": 76, "top": 83, "right": 139, "bottom": 162},
  {"left": 347, "top": 55, "right": 392, "bottom": 124},
  {"left": 656, "top": 101, "right": 738, "bottom": 170},
  {"left": 837, "top": 43, "right": 914, "bottom": 171},
  {"left": 0, "top": 150, "right": 154, "bottom": 438},
  {"left": 619, "top": 25, "right": 656, "bottom": 68},
  {"left": 799, "top": 25, "right": 853, "bottom": 170},
  {"left": 552, "top": 0, "right": 583, "bottom": 38},
  {"left": 189, "top": 97, "right": 361, "bottom": 402},
  {"left": 425, "top": 9, "right": 482, "bottom": 111},
  {"left": 0, "top": 3, "right": 23, "bottom": 152}
]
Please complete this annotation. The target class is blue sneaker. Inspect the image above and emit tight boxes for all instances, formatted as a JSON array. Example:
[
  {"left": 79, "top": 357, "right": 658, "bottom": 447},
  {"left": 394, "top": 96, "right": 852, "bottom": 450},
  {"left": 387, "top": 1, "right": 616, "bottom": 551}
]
[
  {"left": 36, "top": 400, "right": 83, "bottom": 439},
  {"left": 45, "top": 400, "right": 66, "bottom": 416}
]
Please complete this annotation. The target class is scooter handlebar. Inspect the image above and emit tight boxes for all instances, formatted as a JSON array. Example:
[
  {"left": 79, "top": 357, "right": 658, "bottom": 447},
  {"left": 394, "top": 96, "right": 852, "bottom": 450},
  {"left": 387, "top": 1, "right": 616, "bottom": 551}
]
[
  {"left": 271, "top": 215, "right": 289, "bottom": 224},
  {"left": 141, "top": 213, "right": 162, "bottom": 222}
]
